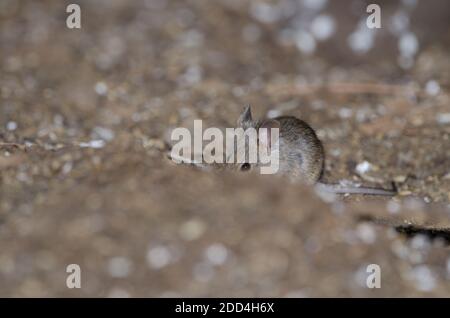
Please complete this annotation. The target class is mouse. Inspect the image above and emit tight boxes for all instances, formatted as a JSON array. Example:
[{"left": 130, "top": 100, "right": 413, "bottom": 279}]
[{"left": 230, "top": 105, "right": 396, "bottom": 196}]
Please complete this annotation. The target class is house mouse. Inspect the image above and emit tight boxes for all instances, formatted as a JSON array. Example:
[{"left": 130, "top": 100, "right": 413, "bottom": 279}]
[{"left": 231, "top": 105, "right": 396, "bottom": 196}]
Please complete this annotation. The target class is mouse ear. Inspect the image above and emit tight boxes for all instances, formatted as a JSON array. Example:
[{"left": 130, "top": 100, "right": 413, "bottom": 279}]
[
  {"left": 237, "top": 105, "right": 252, "bottom": 127},
  {"left": 259, "top": 119, "right": 280, "bottom": 152}
]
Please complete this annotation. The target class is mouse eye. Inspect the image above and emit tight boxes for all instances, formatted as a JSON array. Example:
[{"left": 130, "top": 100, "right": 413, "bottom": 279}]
[{"left": 240, "top": 163, "right": 251, "bottom": 171}]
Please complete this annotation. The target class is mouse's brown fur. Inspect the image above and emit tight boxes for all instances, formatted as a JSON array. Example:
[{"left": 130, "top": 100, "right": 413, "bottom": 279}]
[{"left": 235, "top": 105, "right": 324, "bottom": 184}]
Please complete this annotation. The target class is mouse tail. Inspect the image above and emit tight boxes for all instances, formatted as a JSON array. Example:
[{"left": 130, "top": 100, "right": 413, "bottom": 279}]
[{"left": 317, "top": 182, "right": 397, "bottom": 196}]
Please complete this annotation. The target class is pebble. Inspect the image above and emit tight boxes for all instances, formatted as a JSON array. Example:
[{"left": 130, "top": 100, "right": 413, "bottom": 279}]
[
  {"left": 338, "top": 107, "right": 353, "bottom": 119},
  {"left": 79, "top": 140, "right": 105, "bottom": 149},
  {"left": 146, "top": 245, "right": 172, "bottom": 270},
  {"left": 107, "top": 257, "right": 133, "bottom": 278},
  {"left": 386, "top": 201, "right": 401, "bottom": 214},
  {"left": 409, "top": 265, "right": 436, "bottom": 292},
  {"left": 394, "top": 175, "right": 407, "bottom": 183},
  {"left": 92, "top": 127, "right": 115, "bottom": 141},
  {"left": 295, "top": 30, "right": 316, "bottom": 55},
  {"left": 179, "top": 219, "right": 206, "bottom": 241},
  {"left": 249, "top": 3, "right": 281, "bottom": 24},
  {"left": 356, "top": 224, "right": 377, "bottom": 244},
  {"left": 6, "top": 121, "right": 17, "bottom": 131},
  {"left": 410, "top": 235, "right": 430, "bottom": 250},
  {"left": 205, "top": 243, "right": 229, "bottom": 266},
  {"left": 94, "top": 82, "right": 108, "bottom": 96},
  {"left": 399, "top": 32, "right": 419, "bottom": 58},
  {"left": 436, "top": 113, "right": 450, "bottom": 124},
  {"left": 356, "top": 161, "right": 372, "bottom": 174},
  {"left": 348, "top": 22, "right": 376, "bottom": 54},
  {"left": 310, "top": 15, "right": 335, "bottom": 41},
  {"left": 425, "top": 80, "right": 440, "bottom": 96}
]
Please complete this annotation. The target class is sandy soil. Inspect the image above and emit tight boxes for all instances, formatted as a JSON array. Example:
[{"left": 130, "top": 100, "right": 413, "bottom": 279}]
[{"left": 0, "top": 0, "right": 449, "bottom": 297}]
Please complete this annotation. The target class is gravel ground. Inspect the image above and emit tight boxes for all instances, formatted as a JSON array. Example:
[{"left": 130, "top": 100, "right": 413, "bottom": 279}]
[{"left": 0, "top": 0, "right": 449, "bottom": 297}]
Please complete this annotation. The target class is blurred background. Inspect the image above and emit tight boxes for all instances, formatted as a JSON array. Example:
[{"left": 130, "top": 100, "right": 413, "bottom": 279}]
[{"left": 0, "top": 0, "right": 449, "bottom": 297}]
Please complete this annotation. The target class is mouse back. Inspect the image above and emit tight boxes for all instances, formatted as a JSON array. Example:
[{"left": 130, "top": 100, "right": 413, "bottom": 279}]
[{"left": 274, "top": 116, "right": 325, "bottom": 183}]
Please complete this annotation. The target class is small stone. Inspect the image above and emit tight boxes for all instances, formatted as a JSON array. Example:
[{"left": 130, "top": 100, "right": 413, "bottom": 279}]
[
  {"left": 6, "top": 121, "right": 17, "bottom": 131},
  {"left": 410, "top": 235, "right": 430, "bottom": 250},
  {"left": 95, "top": 82, "right": 108, "bottom": 96},
  {"left": 144, "top": 138, "right": 166, "bottom": 150},
  {"left": 204, "top": 243, "right": 228, "bottom": 266},
  {"left": 62, "top": 162, "right": 73, "bottom": 175},
  {"left": 356, "top": 161, "right": 372, "bottom": 174},
  {"left": 79, "top": 140, "right": 105, "bottom": 149},
  {"left": 356, "top": 224, "right": 377, "bottom": 244},
  {"left": 295, "top": 30, "right": 316, "bottom": 55},
  {"left": 250, "top": 3, "right": 281, "bottom": 24},
  {"left": 146, "top": 245, "right": 172, "bottom": 270},
  {"left": 394, "top": 175, "right": 407, "bottom": 183},
  {"left": 311, "top": 15, "right": 335, "bottom": 41},
  {"left": 107, "top": 257, "right": 133, "bottom": 278},
  {"left": 425, "top": 80, "right": 440, "bottom": 96},
  {"left": 179, "top": 219, "right": 206, "bottom": 241},
  {"left": 398, "top": 32, "right": 419, "bottom": 58},
  {"left": 386, "top": 201, "right": 401, "bottom": 214},
  {"left": 409, "top": 266, "right": 436, "bottom": 292},
  {"left": 92, "top": 127, "right": 115, "bottom": 141},
  {"left": 338, "top": 107, "right": 353, "bottom": 119},
  {"left": 436, "top": 113, "right": 450, "bottom": 124}
]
